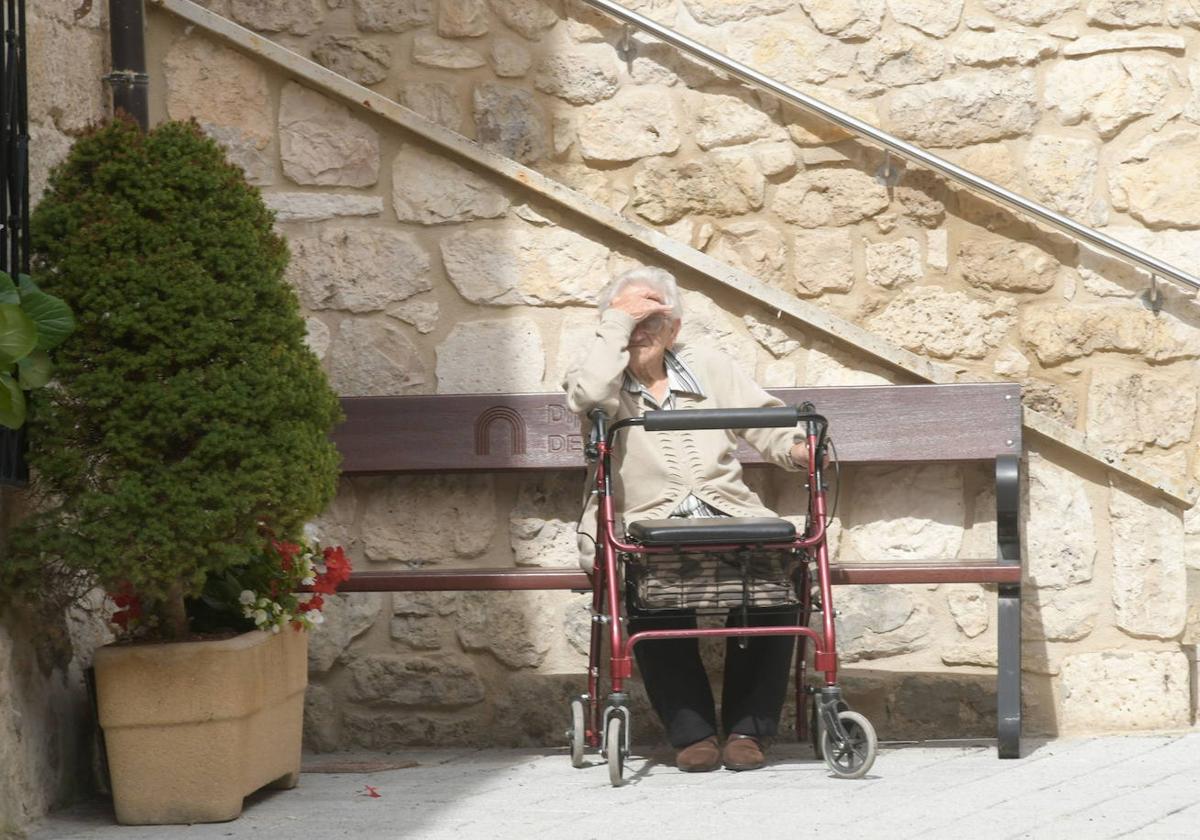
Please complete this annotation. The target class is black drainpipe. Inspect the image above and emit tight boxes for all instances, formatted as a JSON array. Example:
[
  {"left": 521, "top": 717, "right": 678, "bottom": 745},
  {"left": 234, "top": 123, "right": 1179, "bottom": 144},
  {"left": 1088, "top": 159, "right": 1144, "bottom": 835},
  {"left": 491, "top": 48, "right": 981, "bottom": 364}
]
[{"left": 107, "top": 0, "right": 148, "bottom": 130}]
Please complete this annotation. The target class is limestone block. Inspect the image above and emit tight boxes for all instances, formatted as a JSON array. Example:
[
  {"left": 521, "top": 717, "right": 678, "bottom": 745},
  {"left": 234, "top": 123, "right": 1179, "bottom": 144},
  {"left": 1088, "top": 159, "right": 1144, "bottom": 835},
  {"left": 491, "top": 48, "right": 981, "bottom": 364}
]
[
  {"left": 27, "top": 17, "right": 105, "bottom": 134},
  {"left": 800, "top": 0, "right": 885, "bottom": 39},
  {"left": 393, "top": 591, "right": 461, "bottom": 617},
  {"left": 327, "top": 317, "right": 429, "bottom": 397},
  {"left": 563, "top": 595, "right": 593, "bottom": 656},
  {"left": 773, "top": 168, "right": 889, "bottom": 228},
  {"left": 691, "top": 94, "right": 787, "bottom": 151},
  {"left": 1086, "top": 0, "right": 1162, "bottom": 25},
  {"left": 165, "top": 39, "right": 273, "bottom": 183},
  {"left": 708, "top": 221, "right": 789, "bottom": 287},
  {"left": 1111, "top": 129, "right": 1200, "bottom": 230},
  {"left": 390, "top": 299, "right": 439, "bottom": 335},
  {"left": 868, "top": 288, "right": 1016, "bottom": 359},
  {"left": 308, "top": 594, "right": 381, "bottom": 672},
  {"left": 576, "top": 88, "right": 680, "bottom": 163},
  {"left": 941, "top": 643, "right": 998, "bottom": 667},
  {"left": 1185, "top": 504, "right": 1200, "bottom": 571},
  {"left": 941, "top": 142, "right": 1019, "bottom": 186},
  {"left": 895, "top": 172, "right": 945, "bottom": 228},
  {"left": 1023, "top": 135, "right": 1107, "bottom": 227},
  {"left": 490, "top": 38, "right": 533, "bottom": 76},
  {"left": 303, "top": 684, "right": 340, "bottom": 752},
  {"left": 1026, "top": 452, "right": 1096, "bottom": 588},
  {"left": 958, "top": 239, "right": 1057, "bottom": 293},
  {"left": 631, "top": 155, "right": 765, "bottom": 224},
  {"left": 265, "top": 192, "right": 383, "bottom": 222},
  {"left": 489, "top": 0, "right": 559, "bottom": 38},
  {"left": 393, "top": 146, "right": 509, "bottom": 224},
  {"left": 436, "top": 318, "right": 546, "bottom": 393},
  {"left": 1079, "top": 227, "right": 1200, "bottom": 298},
  {"left": 348, "top": 654, "right": 485, "bottom": 706},
  {"left": 440, "top": 225, "right": 608, "bottom": 305},
  {"left": 288, "top": 228, "right": 431, "bottom": 312},
  {"left": 473, "top": 83, "right": 547, "bottom": 163},
  {"left": 341, "top": 711, "right": 482, "bottom": 747},
  {"left": 993, "top": 346, "right": 1030, "bottom": 378},
  {"left": 1043, "top": 54, "right": 1171, "bottom": 138},
  {"left": 678, "top": 291, "right": 760, "bottom": 375},
  {"left": 727, "top": 17, "right": 857, "bottom": 86},
  {"left": 439, "top": 0, "right": 490, "bottom": 36},
  {"left": 926, "top": 228, "right": 949, "bottom": 272},
  {"left": 29, "top": 123, "right": 72, "bottom": 209},
  {"left": 354, "top": 0, "right": 433, "bottom": 31},
  {"left": 1023, "top": 586, "right": 1097, "bottom": 642},
  {"left": 946, "top": 584, "right": 989, "bottom": 638},
  {"left": 1087, "top": 369, "right": 1198, "bottom": 454},
  {"left": 413, "top": 33, "right": 486, "bottom": 69},
  {"left": 951, "top": 30, "right": 1059, "bottom": 66},
  {"left": 681, "top": 0, "right": 790, "bottom": 24},
  {"left": 279, "top": 84, "right": 379, "bottom": 187},
  {"left": 361, "top": 474, "right": 495, "bottom": 562},
  {"left": 1020, "top": 305, "right": 1200, "bottom": 366},
  {"left": 743, "top": 315, "right": 801, "bottom": 358},
  {"left": 761, "top": 360, "right": 798, "bottom": 386},
  {"left": 533, "top": 45, "right": 619, "bottom": 104},
  {"left": 752, "top": 142, "right": 798, "bottom": 178},
  {"left": 982, "top": 0, "right": 1078, "bottom": 24},
  {"left": 846, "top": 465, "right": 964, "bottom": 561},
  {"left": 887, "top": 0, "right": 963, "bottom": 36},
  {"left": 885, "top": 70, "right": 1037, "bottom": 147},
  {"left": 792, "top": 228, "right": 855, "bottom": 295},
  {"left": 28, "top": 0, "right": 103, "bottom": 26},
  {"left": 785, "top": 87, "right": 879, "bottom": 145},
  {"left": 304, "top": 317, "right": 331, "bottom": 361},
  {"left": 457, "top": 591, "right": 556, "bottom": 667},
  {"left": 836, "top": 585, "right": 931, "bottom": 661},
  {"left": 866, "top": 238, "right": 923, "bottom": 289},
  {"left": 230, "top": 0, "right": 324, "bottom": 34},
  {"left": 398, "top": 81, "right": 465, "bottom": 131},
  {"left": 1166, "top": 0, "right": 1200, "bottom": 25},
  {"left": 390, "top": 616, "right": 444, "bottom": 649},
  {"left": 541, "top": 164, "right": 630, "bottom": 212},
  {"left": 628, "top": 34, "right": 729, "bottom": 88},
  {"left": 511, "top": 515, "right": 580, "bottom": 567},
  {"left": 1022, "top": 382, "right": 1078, "bottom": 427},
  {"left": 1064, "top": 33, "right": 1187, "bottom": 56},
  {"left": 857, "top": 31, "right": 946, "bottom": 87},
  {"left": 1059, "top": 651, "right": 1190, "bottom": 731}
]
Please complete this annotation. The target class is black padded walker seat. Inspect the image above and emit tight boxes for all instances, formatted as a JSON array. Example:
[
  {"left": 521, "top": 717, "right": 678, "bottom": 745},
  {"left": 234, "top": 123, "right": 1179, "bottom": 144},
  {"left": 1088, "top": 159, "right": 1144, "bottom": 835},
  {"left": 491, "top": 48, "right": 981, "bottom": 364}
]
[{"left": 627, "top": 517, "right": 796, "bottom": 546}]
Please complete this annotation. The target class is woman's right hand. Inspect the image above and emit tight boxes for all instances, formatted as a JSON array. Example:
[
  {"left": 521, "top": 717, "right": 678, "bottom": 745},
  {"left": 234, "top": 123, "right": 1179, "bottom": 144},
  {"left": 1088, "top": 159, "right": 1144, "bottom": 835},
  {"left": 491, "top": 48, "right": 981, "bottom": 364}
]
[{"left": 610, "top": 285, "right": 675, "bottom": 323}]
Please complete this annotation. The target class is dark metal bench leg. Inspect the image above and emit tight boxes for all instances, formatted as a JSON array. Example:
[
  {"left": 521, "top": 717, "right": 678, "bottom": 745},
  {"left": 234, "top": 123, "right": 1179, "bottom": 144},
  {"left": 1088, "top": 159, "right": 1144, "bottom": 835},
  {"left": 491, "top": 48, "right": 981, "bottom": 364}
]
[{"left": 997, "top": 582, "right": 1021, "bottom": 758}]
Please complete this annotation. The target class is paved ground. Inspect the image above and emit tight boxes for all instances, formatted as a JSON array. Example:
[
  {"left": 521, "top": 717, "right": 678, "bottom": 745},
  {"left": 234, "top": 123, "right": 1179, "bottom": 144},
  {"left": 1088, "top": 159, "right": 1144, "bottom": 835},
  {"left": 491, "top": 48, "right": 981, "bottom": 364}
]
[{"left": 31, "top": 733, "right": 1200, "bottom": 840}]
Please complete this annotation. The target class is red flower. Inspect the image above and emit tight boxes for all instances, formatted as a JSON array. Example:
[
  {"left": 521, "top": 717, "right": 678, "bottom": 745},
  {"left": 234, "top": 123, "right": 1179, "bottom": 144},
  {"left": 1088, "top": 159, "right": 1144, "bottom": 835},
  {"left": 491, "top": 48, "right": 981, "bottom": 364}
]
[
  {"left": 109, "top": 582, "right": 143, "bottom": 631},
  {"left": 303, "top": 594, "right": 324, "bottom": 613}
]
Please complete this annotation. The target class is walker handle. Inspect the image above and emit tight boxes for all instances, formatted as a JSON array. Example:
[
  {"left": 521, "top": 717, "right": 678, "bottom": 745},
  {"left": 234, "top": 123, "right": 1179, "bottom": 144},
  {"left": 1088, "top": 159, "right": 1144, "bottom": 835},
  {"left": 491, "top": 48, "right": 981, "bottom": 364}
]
[{"left": 642, "top": 406, "right": 800, "bottom": 431}]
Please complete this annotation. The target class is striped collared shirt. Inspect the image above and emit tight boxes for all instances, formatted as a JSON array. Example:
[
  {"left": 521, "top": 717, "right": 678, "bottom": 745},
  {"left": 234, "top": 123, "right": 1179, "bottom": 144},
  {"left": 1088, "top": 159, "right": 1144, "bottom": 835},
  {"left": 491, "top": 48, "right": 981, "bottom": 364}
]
[{"left": 623, "top": 350, "right": 726, "bottom": 520}]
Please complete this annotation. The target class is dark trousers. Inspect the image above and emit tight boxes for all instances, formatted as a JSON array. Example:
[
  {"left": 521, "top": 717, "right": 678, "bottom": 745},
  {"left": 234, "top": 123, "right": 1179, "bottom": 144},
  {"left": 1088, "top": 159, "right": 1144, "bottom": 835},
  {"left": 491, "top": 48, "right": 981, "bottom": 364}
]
[{"left": 628, "top": 606, "right": 799, "bottom": 749}]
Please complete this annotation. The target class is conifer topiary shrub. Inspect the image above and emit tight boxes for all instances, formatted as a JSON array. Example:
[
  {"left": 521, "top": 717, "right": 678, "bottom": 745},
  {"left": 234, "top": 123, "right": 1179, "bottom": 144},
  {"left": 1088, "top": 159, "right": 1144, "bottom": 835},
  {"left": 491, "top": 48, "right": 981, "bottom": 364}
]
[{"left": 2, "top": 119, "right": 341, "bottom": 638}]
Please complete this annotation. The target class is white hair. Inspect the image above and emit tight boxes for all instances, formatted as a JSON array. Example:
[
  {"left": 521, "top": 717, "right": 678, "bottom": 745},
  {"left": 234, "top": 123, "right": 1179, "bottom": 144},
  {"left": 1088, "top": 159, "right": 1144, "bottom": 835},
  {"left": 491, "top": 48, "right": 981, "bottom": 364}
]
[{"left": 597, "top": 267, "right": 684, "bottom": 320}]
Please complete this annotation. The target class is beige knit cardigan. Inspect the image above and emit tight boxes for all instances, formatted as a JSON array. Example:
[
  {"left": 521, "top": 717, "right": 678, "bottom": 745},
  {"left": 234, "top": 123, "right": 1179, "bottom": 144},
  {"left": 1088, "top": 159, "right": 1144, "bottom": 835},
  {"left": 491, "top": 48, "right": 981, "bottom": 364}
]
[{"left": 563, "top": 309, "right": 800, "bottom": 567}]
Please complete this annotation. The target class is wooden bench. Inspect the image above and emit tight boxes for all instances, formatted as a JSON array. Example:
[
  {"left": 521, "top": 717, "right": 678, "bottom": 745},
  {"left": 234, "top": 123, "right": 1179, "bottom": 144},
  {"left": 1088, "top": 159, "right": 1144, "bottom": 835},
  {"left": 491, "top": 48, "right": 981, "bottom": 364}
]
[{"left": 334, "top": 383, "right": 1023, "bottom": 758}]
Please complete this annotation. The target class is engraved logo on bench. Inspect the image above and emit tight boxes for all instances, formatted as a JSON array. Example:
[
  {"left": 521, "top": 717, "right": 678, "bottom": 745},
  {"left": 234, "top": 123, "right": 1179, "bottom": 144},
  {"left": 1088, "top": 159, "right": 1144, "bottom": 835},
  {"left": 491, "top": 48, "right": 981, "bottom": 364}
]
[{"left": 474, "top": 406, "right": 527, "bottom": 456}]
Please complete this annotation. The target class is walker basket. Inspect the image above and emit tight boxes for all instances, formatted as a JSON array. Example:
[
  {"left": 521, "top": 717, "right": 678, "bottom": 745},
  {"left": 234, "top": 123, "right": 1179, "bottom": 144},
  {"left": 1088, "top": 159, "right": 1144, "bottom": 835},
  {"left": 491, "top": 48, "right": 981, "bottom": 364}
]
[{"left": 624, "top": 549, "right": 802, "bottom": 613}]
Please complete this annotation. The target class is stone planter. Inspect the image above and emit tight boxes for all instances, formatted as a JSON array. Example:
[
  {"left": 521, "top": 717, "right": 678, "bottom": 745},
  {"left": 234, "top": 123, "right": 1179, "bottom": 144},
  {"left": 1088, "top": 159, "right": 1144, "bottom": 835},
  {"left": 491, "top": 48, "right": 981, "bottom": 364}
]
[{"left": 94, "top": 628, "right": 307, "bottom": 825}]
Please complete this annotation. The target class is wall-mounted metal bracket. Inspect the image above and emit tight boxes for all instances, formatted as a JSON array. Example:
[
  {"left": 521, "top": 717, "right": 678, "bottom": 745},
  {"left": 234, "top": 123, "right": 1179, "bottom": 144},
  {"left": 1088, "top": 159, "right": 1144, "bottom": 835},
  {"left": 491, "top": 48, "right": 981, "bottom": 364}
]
[
  {"left": 1142, "top": 273, "right": 1164, "bottom": 313},
  {"left": 874, "top": 150, "right": 904, "bottom": 187},
  {"left": 616, "top": 24, "right": 636, "bottom": 66}
]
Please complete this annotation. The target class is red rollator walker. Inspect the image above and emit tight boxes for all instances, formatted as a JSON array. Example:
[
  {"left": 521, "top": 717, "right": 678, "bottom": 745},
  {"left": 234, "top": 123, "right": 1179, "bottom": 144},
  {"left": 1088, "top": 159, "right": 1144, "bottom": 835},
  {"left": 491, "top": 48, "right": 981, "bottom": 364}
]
[{"left": 567, "top": 402, "right": 878, "bottom": 784}]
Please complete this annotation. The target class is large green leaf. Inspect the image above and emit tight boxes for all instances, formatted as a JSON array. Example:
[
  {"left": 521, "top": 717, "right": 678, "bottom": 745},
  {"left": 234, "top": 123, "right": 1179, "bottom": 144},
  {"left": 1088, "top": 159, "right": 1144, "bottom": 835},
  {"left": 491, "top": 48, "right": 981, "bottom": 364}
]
[
  {"left": 0, "top": 272, "right": 18, "bottom": 306},
  {"left": 17, "top": 281, "right": 75, "bottom": 351},
  {"left": 17, "top": 350, "right": 52, "bottom": 389},
  {"left": 0, "top": 372, "right": 25, "bottom": 428},
  {"left": 0, "top": 303, "right": 36, "bottom": 366}
]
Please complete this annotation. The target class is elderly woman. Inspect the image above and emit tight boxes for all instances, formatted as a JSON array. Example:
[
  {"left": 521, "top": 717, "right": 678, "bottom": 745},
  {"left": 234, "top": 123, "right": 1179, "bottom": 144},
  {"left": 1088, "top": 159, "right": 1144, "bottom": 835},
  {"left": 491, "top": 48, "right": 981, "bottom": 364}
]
[{"left": 563, "top": 267, "right": 810, "bottom": 774}]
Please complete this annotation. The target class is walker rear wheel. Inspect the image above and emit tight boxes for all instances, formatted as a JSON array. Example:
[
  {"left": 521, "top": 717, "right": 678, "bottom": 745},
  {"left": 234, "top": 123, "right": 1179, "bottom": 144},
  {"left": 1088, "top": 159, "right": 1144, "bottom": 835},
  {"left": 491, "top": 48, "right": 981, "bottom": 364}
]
[
  {"left": 605, "top": 714, "right": 626, "bottom": 787},
  {"left": 568, "top": 697, "right": 586, "bottom": 768},
  {"left": 820, "top": 710, "right": 877, "bottom": 779}
]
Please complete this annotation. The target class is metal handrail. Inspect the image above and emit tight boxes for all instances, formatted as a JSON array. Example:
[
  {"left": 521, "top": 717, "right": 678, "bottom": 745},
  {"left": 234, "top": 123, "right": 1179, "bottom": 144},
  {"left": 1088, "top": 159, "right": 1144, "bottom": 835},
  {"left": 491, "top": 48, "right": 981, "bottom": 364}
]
[{"left": 581, "top": 0, "right": 1200, "bottom": 294}]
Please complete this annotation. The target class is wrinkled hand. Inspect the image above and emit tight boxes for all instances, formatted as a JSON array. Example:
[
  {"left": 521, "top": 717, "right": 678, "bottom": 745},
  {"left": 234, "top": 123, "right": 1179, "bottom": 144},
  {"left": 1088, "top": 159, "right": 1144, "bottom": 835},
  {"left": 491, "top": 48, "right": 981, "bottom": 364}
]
[
  {"left": 789, "top": 442, "right": 831, "bottom": 469},
  {"left": 611, "top": 285, "right": 674, "bottom": 323}
]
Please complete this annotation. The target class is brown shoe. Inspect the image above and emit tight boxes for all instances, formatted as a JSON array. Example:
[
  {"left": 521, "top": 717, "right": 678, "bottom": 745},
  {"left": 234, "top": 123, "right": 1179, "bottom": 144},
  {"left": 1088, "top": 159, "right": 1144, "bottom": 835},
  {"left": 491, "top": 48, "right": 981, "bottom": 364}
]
[
  {"left": 722, "top": 734, "right": 765, "bottom": 771},
  {"left": 676, "top": 736, "right": 721, "bottom": 772}
]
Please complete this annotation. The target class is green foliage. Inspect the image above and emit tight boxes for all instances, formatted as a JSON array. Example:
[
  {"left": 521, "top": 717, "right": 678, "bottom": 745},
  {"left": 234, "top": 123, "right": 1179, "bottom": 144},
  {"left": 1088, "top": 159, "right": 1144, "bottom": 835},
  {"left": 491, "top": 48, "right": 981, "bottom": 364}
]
[
  {"left": 0, "top": 271, "right": 76, "bottom": 427},
  {"left": 2, "top": 119, "right": 342, "bottom": 634}
]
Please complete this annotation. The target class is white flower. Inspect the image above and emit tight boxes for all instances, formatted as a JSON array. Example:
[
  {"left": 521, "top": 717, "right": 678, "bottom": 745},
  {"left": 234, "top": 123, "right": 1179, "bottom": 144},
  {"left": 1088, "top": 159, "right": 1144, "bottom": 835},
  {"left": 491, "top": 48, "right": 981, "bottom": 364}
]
[
  {"left": 253, "top": 609, "right": 269, "bottom": 626},
  {"left": 308, "top": 611, "right": 325, "bottom": 625},
  {"left": 242, "top": 606, "right": 254, "bottom": 619},
  {"left": 271, "top": 624, "right": 280, "bottom": 634},
  {"left": 303, "top": 522, "right": 320, "bottom": 542},
  {"left": 238, "top": 590, "right": 256, "bottom": 606},
  {"left": 301, "top": 575, "right": 316, "bottom": 586}
]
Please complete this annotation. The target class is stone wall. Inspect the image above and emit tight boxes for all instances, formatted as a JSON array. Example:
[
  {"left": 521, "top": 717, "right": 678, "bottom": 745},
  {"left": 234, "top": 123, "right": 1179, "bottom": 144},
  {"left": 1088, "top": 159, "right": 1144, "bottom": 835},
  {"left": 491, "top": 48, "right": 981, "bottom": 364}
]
[
  {"left": 1, "top": 2, "right": 109, "bottom": 835},
  {"left": 141, "top": 0, "right": 1200, "bottom": 748}
]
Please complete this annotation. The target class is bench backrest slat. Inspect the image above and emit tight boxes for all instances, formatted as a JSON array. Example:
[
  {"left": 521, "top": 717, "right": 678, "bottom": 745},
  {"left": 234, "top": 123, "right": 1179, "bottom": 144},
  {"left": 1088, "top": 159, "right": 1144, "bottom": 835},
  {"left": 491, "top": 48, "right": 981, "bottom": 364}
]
[{"left": 334, "top": 383, "right": 1021, "bottom": 474}]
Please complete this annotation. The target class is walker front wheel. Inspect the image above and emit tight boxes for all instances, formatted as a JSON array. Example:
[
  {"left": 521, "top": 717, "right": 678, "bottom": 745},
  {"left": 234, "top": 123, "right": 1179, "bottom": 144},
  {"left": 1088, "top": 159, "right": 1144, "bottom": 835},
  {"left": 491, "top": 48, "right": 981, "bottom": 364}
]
[
  {"left": 820, "top": 710, "right": 877, "bottom": 779},
  {"left": 568, "top": 697, "right": 587, "bottom": 768},
  {"left": 605, "top": 714, "right": 626, "bottom": 787}
]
